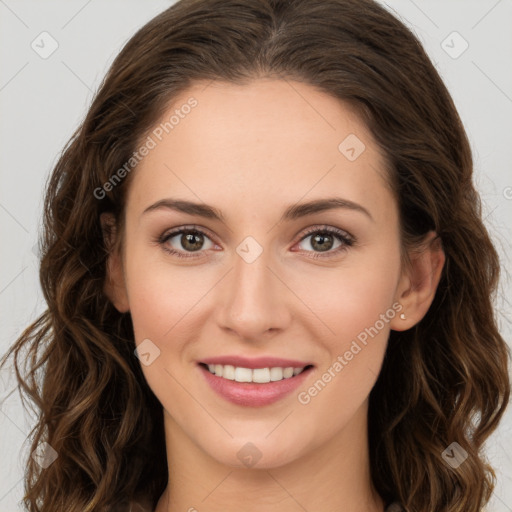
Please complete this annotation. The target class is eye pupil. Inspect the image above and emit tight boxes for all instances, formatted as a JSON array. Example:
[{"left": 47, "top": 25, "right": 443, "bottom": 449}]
[
  {"left": 182, "top": 232, "right": 203, "bottom": 251},
  {"left": 311, "top": 233, "right": 333, "bottom": 252}
]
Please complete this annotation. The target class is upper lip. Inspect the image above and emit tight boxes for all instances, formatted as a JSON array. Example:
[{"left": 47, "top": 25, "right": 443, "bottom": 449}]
[{"left": 199, "top": 355, "right": 313, "bottom": 369}]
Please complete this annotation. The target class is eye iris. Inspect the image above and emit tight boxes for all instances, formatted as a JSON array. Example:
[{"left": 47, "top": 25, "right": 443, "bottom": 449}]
[
  {"left": 311, "top": 233, "right": 333, "bottom": 252},
  {"left": 182, "top": 232, "right": 203, "bottom": 251}
]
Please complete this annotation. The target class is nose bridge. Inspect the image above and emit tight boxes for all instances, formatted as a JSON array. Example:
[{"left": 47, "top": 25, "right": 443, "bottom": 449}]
[{"left": 219, "top": 234, "right": 290, "bottom": 338}]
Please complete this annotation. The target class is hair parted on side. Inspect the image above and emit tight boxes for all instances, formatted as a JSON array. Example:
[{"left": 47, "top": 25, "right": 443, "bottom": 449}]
[{"left": 1, "top": 0, "right": 510, "bottom": 511}]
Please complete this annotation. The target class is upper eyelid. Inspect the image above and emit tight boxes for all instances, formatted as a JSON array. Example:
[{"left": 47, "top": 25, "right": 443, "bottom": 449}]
[
  {"left": 161, "top": 224, "right": 217, "bottom": 241},
  {"left": 299, "top": 225, "right": 353, "bottom": 240}
]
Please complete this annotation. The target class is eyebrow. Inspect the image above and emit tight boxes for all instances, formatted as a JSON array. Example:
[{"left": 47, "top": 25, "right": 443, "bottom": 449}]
[{"left": 142, "top": 197, "right": 374, "bottom": 222}]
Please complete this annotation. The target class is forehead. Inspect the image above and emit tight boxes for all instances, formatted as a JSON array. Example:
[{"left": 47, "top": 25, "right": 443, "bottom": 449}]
[{"left": 126, "top": 79, "right": 394, "bottom": 220}]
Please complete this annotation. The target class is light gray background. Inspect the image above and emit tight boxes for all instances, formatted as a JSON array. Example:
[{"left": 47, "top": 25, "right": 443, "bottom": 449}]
[{"left": 1, "top": 0, "right": 511, "bottom": 510}]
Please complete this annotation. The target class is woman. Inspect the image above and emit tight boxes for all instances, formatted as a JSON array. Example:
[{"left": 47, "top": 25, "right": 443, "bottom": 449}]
[{"left": 1, "top": 0, "right": 510, "bottom": 511}]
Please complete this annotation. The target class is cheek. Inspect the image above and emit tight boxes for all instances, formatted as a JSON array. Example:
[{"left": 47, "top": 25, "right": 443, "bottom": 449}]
[
  {"left": 291, "top": 252, "right": 399, "bottom": 414},
  {"left": 289, "top": 250, "right": 401, "bottom": 344},
  {"left": 331, "top": 269, "right": 399, "bottom": 341},
  {"left": 123, "top": 257, "right": 206, "bottom": 414},
  {"left": 124, "top": 247, "right": 209, "bottom": 341},
  {"left": 292, "top": 308, "right": 392, "bottom": 451}
]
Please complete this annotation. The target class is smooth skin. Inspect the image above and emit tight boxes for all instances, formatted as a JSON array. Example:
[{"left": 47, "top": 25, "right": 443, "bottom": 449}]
[{"left": 103, "top": 79, "right": 445, "bottom": 512}]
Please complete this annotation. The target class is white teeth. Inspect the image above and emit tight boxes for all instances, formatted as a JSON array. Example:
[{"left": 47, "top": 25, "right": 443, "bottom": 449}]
[
  {"left": 283, "top": 367, "right": 294, "bottom": 379},
  {"left": 204, "top": 364, "right": 307, "bottom": 382},
  {"left": 252, "top": 368, "right": 271, "bottom": 383},
  {"left": 269, "top": 367, "right": 283, "bottom": 381},
  {"left": 222, "top": 364, "right": 235, "bottom": 380},
  {"left": 234, "top": 367, "right": 252, "bottom": 382}
]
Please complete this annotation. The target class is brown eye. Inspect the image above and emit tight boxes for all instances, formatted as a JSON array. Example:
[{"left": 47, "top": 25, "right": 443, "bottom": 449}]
[
  {"left": 179, "top": 231, "right": 205, "bottom": 252},
  {"left": 295, "top": 227, "right": 354, "bottom": 258},
  {"left": 307, "top": 232, "right": 336, "bottom": 252},
  {"left": 160, "top": 228, "right": 215, "bottom": 257}
]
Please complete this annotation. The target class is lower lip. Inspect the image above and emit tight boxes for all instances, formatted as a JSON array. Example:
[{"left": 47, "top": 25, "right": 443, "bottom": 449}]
[{"left": 198, "top": 364, "right": 314, "bottom": 407}]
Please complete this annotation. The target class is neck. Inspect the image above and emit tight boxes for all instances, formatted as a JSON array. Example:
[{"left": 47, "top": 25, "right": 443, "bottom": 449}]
[{"left": 155, "top": 401, "right": 384, "bottom": 512}]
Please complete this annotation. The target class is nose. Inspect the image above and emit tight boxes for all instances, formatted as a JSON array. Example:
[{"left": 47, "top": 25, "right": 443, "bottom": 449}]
[{"left": 217, "top": 243, "right": 292, "bottom": 342}]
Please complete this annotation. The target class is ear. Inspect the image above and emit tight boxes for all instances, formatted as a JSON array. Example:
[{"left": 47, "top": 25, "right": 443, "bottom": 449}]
[
  {"left": 390, "top": 231, "right": 445, "bottom": 331},
  {"left": 100, "top": 212, "right": 130, "bottom": 313}
]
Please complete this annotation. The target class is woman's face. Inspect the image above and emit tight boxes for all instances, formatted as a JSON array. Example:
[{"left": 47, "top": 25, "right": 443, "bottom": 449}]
[{"left": 109, "top": 78, "right": 411, "bottom": 468}]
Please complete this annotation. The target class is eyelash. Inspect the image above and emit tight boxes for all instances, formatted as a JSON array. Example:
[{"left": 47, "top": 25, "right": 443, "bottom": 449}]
[{"left": 157, "top": 224, "right": 355, "bottom": 260}]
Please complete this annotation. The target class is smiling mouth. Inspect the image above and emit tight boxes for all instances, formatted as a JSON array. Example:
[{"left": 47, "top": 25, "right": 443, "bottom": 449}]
[{"left": 198, "top": 362, "right": 314, "bottom": 383}]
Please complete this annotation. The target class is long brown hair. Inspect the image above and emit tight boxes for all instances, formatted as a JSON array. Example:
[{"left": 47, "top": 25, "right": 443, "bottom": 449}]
[{"left": 1, "top": 0, "right": 510, "bottom": 510}]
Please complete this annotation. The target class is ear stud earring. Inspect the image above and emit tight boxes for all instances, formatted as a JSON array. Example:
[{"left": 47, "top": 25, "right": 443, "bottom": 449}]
[{"left": 400, "top": 313, "right": 406, "bottom": 320}]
